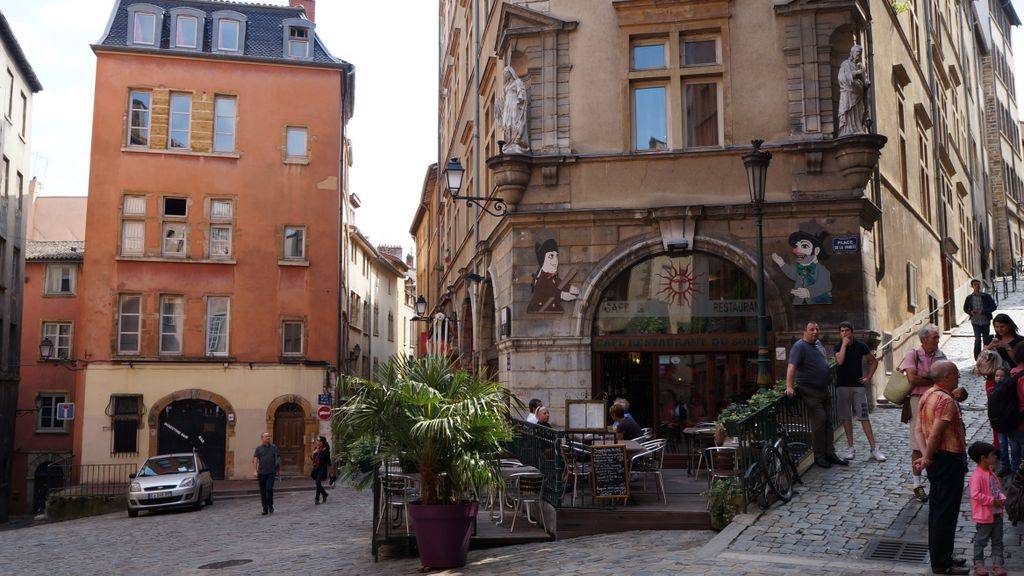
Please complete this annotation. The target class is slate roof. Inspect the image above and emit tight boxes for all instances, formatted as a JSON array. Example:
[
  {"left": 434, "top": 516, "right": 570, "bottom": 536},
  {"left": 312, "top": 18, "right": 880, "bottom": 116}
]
[
  {"left": 26, "top": 241, "right": 85, "bottom": 262},
  {"left": 0, "top": 10, "right": 43, "bottom": 92},
  {"left": 96, "top": 0, "right": 345, "bottom": 68}
]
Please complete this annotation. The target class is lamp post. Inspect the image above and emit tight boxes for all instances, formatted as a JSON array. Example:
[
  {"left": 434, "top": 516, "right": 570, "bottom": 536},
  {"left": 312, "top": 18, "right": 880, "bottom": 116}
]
[{"left": 743, "top": 139, "right": 773, "bottom": 389}]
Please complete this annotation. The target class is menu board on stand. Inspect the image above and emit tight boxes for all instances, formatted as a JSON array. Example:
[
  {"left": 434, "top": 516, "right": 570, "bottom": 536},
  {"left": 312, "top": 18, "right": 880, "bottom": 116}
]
[{"left": 590, "top": 444, "right": 629, "bottom": 502}]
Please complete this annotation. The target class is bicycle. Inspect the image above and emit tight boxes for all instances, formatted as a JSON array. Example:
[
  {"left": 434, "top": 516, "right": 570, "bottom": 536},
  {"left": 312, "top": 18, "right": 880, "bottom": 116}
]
[
  {"left": 744, "top": 439, "right": 792, "bottom": 509},
  {"left": 774, "top": 421, "right": 808, "bottom": 488}
]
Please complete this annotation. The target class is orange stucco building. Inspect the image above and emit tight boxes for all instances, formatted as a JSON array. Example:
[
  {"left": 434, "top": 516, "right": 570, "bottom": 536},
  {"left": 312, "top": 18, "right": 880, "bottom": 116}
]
[{"left": 75, "top": 0, "right": 353, "bottom": 480}]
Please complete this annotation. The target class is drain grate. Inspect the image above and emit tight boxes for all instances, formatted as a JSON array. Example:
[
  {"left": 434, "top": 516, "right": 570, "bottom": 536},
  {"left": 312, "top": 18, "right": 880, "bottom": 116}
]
[
  {"left": 863, "top": 538, "right": 929, "bottom": 563},
  {"left": 197, "top": 560, "right": 253, "bottom": 570}
]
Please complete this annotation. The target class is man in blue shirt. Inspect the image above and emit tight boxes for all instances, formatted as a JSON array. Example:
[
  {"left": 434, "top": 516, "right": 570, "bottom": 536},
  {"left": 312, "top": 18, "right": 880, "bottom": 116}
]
[{"left": 785, "top": 321, "right": 848, "bottom": 468}]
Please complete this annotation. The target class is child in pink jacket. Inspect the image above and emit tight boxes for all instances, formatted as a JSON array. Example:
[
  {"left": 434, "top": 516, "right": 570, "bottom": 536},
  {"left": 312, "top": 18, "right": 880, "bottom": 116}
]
[{"left": 968, "top": 441, "right": 1007, "bottom": 576}]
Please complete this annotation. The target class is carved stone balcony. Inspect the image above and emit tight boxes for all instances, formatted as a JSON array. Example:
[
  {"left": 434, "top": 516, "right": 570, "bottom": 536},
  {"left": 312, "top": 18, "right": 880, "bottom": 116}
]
[
  {"left": 486, "top": 153, "right": 532, "bottom": 211},
  {"left": 833, "top": 133, "right": 887, "bottom": 189}
]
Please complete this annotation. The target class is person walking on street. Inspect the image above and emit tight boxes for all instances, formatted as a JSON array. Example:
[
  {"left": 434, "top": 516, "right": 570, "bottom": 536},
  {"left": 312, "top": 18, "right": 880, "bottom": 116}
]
[
  {"left": 785, "top": 321, "right": 848, "bottom": 468},
  {"left": 965, "top": 279, "right": 997, "bottom": 360},
  {"left": 311, "top": 436, "right": 331, "bottom": 505},
  {"left": 967, "top": 441, "right": 1007, "bottom": 576},
  {"left": 901, "top": 324, "right": 946, "bottom": 503},
  {"left": 914, "top": 360, "right": 969, "bottom": 575},
  {"left": 253, "top": 432, "right": 280, "bottom": 515},
  {"left": 834, "top": 321, "right": 885, "bottom": 462}
]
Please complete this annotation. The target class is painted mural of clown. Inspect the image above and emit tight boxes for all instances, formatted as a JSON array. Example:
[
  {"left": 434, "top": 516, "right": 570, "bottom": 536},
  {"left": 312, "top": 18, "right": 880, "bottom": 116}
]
[{"left": 771, "top": 226, "right": 832, "bottom": 305}]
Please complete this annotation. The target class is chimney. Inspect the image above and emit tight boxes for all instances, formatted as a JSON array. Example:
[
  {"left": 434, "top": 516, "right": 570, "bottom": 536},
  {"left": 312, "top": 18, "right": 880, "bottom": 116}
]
[{"left": 289, "top": 0, "right": 315, "bottom": 23}]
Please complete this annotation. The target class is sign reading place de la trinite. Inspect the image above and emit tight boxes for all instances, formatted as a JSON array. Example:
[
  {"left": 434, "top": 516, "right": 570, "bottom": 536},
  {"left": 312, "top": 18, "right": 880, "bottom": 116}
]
[{"left": 591, "top": 332, "right": 760, "bottom": 352}]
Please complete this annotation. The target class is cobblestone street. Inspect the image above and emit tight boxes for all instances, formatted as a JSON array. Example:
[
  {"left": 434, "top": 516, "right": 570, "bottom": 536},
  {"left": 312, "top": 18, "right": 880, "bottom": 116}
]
[{"left": 5, "top": 285, "right": 1024, "bottom": 575}]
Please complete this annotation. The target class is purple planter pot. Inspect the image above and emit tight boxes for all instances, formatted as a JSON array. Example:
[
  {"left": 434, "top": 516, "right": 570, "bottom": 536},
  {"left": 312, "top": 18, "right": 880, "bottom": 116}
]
[{"left": 407, "top": 501, "right": 478, "bottom": 569}]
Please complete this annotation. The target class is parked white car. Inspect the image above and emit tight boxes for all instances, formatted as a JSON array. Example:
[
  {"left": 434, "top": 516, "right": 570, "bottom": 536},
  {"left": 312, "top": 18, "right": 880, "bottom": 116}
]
[{"left": 127, "top": 452, "right": 214, "bottom": 517}]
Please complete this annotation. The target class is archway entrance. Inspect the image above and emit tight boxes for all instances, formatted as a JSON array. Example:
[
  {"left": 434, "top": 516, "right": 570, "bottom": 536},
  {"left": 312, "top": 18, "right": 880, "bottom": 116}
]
[
  {"left": 273, "top": 403, "right": 305, "bottom": 476},
  {"left": 592, "top": 251, "right": 766, "bottom": 467},
  {"left": 158, "top": 399, "right": 227, "bottom": 479},
  {"left": 32, "top": 462, "right": 62, "bottom": 514}
]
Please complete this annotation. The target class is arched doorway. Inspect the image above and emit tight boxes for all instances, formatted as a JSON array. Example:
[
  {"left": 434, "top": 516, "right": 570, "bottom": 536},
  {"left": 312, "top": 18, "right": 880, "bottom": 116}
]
[
  {"left": 273, "top": 403, "right": 305, "bottom": 476},
  {"left": 158, "top": 399, "right": 227, "bottom": 479},
  {"left": 32, "top": 462, "right": 62, "bottom": 514},
  {"left": 591, "top": 251, "right": 764, "bottom": 466}
]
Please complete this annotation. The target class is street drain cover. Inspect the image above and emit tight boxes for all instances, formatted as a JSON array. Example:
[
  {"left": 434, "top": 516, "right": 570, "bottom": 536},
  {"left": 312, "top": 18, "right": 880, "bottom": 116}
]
[
  {"left": 198, "top": 560, "right": 253, "bottom": 569},
  {"left": 863, "top": 538, "right": 929, "bottom": 563}
]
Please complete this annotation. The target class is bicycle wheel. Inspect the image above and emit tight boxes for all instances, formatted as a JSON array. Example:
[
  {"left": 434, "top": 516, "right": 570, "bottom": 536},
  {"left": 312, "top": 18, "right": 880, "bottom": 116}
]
[
  {"left": 764, "top": 445, "right": 793, "bottom": 503},
  {"left": 744, "top": 461, "right": 774, "bottom": 509},
  {"left": 782, "top": 441, "right": 808, "bottom": 484}
]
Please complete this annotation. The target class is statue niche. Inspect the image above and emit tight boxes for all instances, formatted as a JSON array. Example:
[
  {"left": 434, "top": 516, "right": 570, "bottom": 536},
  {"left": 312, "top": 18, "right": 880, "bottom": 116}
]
[{"left": 494, "top": 65, "right": 530, "bottom": 154}]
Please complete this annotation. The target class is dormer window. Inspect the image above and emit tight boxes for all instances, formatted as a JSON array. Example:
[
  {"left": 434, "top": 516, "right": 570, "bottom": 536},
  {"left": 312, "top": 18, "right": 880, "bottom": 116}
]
[
  {"left": 212, "top": 11, "right": 247, "bottom": 54},
  {"left": 282, "top": 18, "right": 314, "bottom": 60},
  {"left": 289, "top": 27, "right": 309, "bottom": 58},
  {"left": 169, "top": 8, "right": 205, "bottom": 51},
  {"left": 219, "top": 20, "right": 240, "bottom": 50},
  {"left": 127, "top": 4, "right": 164, "bottom": 47}
]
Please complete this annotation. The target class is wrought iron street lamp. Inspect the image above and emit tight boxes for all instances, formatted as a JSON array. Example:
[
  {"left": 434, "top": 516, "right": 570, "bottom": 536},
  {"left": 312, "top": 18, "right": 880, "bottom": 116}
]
[
  {"left": 743, "top": 139, "right": 773, "bottom": 389},
  {"left": 39, "top": 337, "right": 80, "bottom": 369},
  {"left": 444, "top": 157, "right": 508, "bottom": 217}
]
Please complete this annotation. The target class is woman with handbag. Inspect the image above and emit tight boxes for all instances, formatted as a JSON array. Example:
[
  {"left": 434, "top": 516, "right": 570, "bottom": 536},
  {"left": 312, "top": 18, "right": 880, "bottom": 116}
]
[{"left": 311, "top": 436, "right": 332, "bottom": 504}]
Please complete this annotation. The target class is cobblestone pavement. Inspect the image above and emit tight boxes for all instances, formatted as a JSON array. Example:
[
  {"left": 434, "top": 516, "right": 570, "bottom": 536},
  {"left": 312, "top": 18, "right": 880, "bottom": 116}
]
[{"left": 4, "top": 289, "right": 1024, "bottom": 575}]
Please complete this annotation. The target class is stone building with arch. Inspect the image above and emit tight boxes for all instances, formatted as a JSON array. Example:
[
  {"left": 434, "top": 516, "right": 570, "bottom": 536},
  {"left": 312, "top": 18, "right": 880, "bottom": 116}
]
[{"left": 414, "top": 0, "right": 1002, "bottom": 454}]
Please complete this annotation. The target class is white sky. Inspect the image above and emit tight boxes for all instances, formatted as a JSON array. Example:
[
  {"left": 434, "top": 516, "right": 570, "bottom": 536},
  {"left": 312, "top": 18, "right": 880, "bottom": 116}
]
[
  {"left": 3, "top": 0, "right": 438, "bottom": 256},
  {"left": 3, "top": 2, "right": 1024, "bottom": 257}
]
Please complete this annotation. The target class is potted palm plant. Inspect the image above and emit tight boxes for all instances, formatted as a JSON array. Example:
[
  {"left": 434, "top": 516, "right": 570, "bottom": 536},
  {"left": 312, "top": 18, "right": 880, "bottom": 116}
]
[{"left": 333, "top": 354, "right": 520, "bottom": 569}]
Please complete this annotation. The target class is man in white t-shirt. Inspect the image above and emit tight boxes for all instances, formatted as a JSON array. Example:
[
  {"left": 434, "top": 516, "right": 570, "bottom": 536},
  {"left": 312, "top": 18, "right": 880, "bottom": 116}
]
[{"left": 526, "top": 398, "right": 542, "bottom": 423}]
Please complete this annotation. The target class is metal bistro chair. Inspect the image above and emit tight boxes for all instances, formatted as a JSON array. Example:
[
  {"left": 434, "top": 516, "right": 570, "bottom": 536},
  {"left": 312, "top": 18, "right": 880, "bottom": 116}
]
[
  {"left": 561, "top": 442, "right": 591, "bottom": 506},
  {"left": 376, "top": 473, "right": 418, "bottom": 536},
  {"left": 508, "top": 471, "right": 546, "bottom": 533},
  {"left": 704, "top": 446, "right": 741, "bottom": 489},
  {"left": 691, "top": 425, "right": 718, "bottom": 477},
  {"left": 629, "top": 439, "right": 668, "bottom": 504}
]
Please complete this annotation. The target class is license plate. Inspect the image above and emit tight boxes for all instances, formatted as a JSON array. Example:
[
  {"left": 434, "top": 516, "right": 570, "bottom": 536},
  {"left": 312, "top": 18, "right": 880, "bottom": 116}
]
[{"left": 148, "top": 491, "right": 171, "bottom": 499}]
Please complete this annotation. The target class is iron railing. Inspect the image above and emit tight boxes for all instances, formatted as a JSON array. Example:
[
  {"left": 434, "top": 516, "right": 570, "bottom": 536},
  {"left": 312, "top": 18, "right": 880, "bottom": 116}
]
[
  {"left": 46, "top": 463, "right": 137, "bottom": 497},
  {"left": 730, "top": 381, "right": 838, "bottom": 505}
]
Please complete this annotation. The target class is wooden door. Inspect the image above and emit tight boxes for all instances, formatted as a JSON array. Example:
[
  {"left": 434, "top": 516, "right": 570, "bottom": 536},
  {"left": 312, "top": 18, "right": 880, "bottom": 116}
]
[{"left": 273, "top": 404, "right": 305, "bottom": 476}]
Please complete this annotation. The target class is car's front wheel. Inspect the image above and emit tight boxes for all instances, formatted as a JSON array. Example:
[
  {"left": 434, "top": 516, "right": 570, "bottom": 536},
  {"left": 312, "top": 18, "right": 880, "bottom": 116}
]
[
  {"left": 128, "top": 509, "right": 139, "bottom": 518},
  {"left": 204, "top": 491, "right": 213, "bottom": 506},
  {"left": 192, "top": 490, "right": 203, "bottom": 511}
]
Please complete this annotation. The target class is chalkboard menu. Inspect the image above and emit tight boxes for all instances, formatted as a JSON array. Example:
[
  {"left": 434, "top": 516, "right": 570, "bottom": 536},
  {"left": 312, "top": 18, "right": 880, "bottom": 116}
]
[{"left": 590, "top": 444, "right": 629, "bottom": 500}]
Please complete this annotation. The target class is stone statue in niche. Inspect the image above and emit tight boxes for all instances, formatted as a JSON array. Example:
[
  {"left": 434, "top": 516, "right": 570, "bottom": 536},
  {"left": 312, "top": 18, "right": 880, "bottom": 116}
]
[
  {"left": 495, "top": 65, "right": 530, "bottom": 154},
  {"left": 837, "top": 44, "right": 870, "bottom": 136}
]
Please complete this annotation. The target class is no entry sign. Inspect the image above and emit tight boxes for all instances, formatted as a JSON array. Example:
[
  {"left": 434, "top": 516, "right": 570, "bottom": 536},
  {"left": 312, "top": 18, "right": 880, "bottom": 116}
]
[{"left": 317, "top": 405, "right": 332, "bottom": 420}]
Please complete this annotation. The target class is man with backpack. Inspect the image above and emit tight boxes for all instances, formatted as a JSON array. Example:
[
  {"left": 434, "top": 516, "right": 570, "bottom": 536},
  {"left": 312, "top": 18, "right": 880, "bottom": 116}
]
[
  {"left": 901, "top": 325, "right": 946, "bottom": 503},
  {"left": 990, "top": 342, "right": 1024, "bottom": 473}
]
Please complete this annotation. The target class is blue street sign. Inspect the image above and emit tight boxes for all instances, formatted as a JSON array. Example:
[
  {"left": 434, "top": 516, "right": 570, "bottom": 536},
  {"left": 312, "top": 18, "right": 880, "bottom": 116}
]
[
  {"left": 56, "top": 402, "right": 75, "bottom": 421},
  {"left": 831, "top": 235, "right": 860, "bottom": 254},
  {"left": 317, "top": 393, "right": 332, "bottom": 406}
]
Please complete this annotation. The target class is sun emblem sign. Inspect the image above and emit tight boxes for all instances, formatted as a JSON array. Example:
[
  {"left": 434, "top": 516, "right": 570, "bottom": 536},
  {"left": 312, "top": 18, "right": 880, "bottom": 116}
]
[{"left": 656, "top": 262, "right": 703, "bottom": 306}]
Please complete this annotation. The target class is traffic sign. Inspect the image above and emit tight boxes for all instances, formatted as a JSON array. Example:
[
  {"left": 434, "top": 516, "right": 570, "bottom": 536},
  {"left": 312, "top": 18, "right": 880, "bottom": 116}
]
[
  {"left": 317, "top": 405, "right": 332, "bottom": 420},
  {"left": 317, "top": 393, "right": 332, "bottom": 406},
  {"left": 56, "top": 402, "right": 75, "bottom": 421}
]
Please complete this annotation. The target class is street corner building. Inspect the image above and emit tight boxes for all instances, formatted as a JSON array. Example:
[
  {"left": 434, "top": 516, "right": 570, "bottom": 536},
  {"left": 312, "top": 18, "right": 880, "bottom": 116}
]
[
  {"left": 412, "top": 0, "right": 1021, "bottom": 454},
  {"left": 75, "top": 0, "right": 354, "bottom": 481}
]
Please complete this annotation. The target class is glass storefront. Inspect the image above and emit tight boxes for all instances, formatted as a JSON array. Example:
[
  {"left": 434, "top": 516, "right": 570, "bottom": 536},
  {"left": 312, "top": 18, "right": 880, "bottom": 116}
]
[{"left": 592, "top": 252, "right": 764, "bottom": 464}]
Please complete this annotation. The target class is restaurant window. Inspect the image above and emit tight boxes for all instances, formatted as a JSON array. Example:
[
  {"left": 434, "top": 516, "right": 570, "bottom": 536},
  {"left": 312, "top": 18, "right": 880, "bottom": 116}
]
[{"left": 593, "top": 252, "right": 756, "bottom": 336}]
